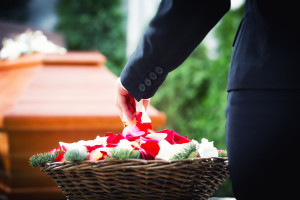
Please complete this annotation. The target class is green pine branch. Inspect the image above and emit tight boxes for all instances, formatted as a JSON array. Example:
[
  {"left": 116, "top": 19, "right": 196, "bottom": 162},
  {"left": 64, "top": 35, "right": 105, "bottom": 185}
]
[
  {"left": 171, "top": 143, "right": 198, "bottom": 160},
  {"left": 106, "top": 149, "right": 141, "bottom": 160},
  {"left": 29, "top": 151, "right": 61, "bottom": 168},
  {"left": 64, "top": 149, "right": 89, "bottom": 162}
]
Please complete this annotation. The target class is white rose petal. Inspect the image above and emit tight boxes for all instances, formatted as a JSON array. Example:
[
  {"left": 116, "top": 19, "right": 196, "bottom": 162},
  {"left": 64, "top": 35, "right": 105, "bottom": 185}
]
[
  {"left": 59, "top": 141, "right": 86, "bottom": 151},
  {"left": 146, "top": 133, "right": 167, "bottom": 141},
  {"left": 94, "top": 136, "right": 108, "bottom": 145},
  {"left": 156, "top": 140, "right": 173, "bottom": 160},
  {"left": 115, "top": 139, "right": 133, "bottom": 151},
  {"left": 198, "top": 138, "right": 218, "bottom": 158}
]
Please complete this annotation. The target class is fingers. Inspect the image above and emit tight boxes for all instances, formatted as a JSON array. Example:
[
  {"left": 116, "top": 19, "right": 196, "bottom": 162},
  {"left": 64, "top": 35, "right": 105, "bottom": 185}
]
[
  {"left": 115, "top": 78, "right": 151, "bottom": 122},
  {"left": 121, "top": 96, "right": 134, "bottom": 121},
  {"left": 115, "top": 78, "right": 134, "bottom": 121},
  {"left": 115, "top": 78, "right": 127, "bottom": 118},
  {"left": 115, "top": 93, "right": 126, "bottom": 119}
]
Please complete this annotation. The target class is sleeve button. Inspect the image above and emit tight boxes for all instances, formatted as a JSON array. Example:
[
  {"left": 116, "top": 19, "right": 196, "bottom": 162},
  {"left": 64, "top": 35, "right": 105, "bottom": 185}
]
[
  {"left": 149, "top": 72, "right": 157, "bottom": 80},
  {"left": 155, "top": 67, "right": 163, "bottom": 74},
  {"left": 144, "top": 78, "right": 152, "bottom": 86},
  {"left": 139, "top": 83, "right": 146, "bottom": 92}
]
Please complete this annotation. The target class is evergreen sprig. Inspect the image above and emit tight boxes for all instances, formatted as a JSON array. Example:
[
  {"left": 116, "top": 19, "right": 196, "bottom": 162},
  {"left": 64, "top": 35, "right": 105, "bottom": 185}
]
[
  {"left": 106, "top": 149, "right": 141, "bottom": 160},
  {"left": 29, "top": 151, "right": 60, "bottom": 168},
  {"left": 64, "top": 149, "right": 89, "bottom": 162},
  {"left": 171, "top": 143, "right": 198, "bottom": 160}
]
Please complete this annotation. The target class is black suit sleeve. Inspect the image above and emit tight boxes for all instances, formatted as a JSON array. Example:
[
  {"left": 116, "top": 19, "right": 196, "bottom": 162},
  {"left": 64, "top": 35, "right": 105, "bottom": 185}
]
[{"left": 120, "top": 0, "right": 231, "bottom": 101}]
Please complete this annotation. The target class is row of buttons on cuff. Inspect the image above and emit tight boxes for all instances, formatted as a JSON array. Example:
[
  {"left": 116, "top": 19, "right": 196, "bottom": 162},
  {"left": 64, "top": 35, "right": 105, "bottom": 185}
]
[{"left": 139, "top": 67, "right": 163, "bottom": 92}]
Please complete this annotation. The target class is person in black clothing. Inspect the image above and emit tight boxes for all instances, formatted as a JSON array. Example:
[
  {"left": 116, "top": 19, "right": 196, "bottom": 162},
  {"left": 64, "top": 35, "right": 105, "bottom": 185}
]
[{"left": 116, "top": 0, "right": 300, "bottom": 199}]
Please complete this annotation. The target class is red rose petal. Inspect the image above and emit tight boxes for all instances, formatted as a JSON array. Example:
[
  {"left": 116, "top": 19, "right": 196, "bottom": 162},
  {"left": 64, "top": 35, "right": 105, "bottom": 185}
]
[
  {"left": 106, "top": 133, "right": 125, "bottom": 146},
  {"left": 106, "top": 143, "right": 118, "bottom": 147},
  {"left": 140, "top": 140, "right": 160, "bottom": 160},
  {"left": 136, "top": 122, "right": 152, "bottom": 133},
  {"left": 105, "top": 132, "right": 115, "bottom": 137},
  {"left": 157, "top": 129, "right": 175, "bottom": 144},
  {"left": 156, "top": 129, "right": 190, "bottom": 144},
  {"left": 85, "top": 144, "right": 104, "bottom": 152},
  {"left": 156, "top": 129, "right": 171, "bottom": 133},
  {"left": 136, "top": 112, "right": 143, "bottom": 122},
  {"left": 54, "top": 153, "right": 65, "bottom": 162},
  {"left": 101, "top": 151, "right": 108, "bottom": 160},
  {"left": 126, "top": 94, "right": 136, "bottom": 116},
  {"left": 173, "top": 133, "right": 190, "bottom": 144}
]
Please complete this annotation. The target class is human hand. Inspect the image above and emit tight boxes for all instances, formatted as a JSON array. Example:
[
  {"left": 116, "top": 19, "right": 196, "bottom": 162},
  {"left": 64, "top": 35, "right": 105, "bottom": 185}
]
[
  {"left": 115, "top": 77, "right": 150, "bottom": 122},
  {"left": 115, "top": 77, "right": 134, "bottom": 121}
]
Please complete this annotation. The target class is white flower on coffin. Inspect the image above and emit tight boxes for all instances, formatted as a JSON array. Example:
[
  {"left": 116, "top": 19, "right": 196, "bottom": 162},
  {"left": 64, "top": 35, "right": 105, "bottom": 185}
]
[
  {"left": 0, "top": 30, "right": 67, "bottom": 60},
  {"left": 198, "top": 138, "right": 218, "bottom": 158},
  {"left": 0, "top": 39, "right": 24, "bottom": 59}
]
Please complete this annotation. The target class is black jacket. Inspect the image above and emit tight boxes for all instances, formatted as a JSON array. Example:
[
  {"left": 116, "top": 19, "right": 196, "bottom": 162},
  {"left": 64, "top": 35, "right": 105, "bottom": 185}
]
[{"left": 121, "top": 0, "right": 300, "bottom": 101}]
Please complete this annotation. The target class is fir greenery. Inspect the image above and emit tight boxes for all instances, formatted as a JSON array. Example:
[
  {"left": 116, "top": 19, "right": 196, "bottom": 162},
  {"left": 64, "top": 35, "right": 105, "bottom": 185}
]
[
  {"left": 171, "top": 143, "right": 198, "bottom": 160},
  {"left": 29, "top": 151, "right": 60, "bottom": 168},
  {"left": 64, "top": 149, "right": 89, "bottom": 162},
  {"left": 106, "top": 149, "right": 141, "bottom": 160}
]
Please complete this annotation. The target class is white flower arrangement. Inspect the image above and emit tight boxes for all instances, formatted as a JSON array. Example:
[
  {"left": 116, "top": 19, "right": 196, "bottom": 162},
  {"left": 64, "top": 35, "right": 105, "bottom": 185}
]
[{"left": 0, "top": 29, "right": 66, "bottom": 60}]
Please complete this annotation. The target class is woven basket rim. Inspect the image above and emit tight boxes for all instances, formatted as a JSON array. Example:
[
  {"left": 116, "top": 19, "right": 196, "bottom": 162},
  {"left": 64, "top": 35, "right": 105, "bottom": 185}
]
[
  {"left": 47, "top": 156, "right": 226, "bottom": 164},
  {"left": 41, "top": 157, "right": 228, "bottom": 170}
]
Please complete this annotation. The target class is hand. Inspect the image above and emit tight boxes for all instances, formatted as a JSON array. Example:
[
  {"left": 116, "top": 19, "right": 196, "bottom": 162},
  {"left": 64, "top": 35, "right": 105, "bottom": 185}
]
[
  {"left": 115, "top": 77, "right": 151, "bottom": 121},
  {"left": 115, "top": 77, "right": 134, "bottom": 121}
]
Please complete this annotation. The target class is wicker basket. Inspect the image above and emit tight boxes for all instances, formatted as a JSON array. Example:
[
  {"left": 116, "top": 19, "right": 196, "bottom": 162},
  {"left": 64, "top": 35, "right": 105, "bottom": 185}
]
[{"left": 41, "top": 157, "right": 229, "bottom": 200}]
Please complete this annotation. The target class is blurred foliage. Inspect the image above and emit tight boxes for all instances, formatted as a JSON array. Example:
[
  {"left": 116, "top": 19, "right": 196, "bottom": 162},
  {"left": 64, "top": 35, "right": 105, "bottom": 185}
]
[
  {"left": 55, "top": 0, "right": 126, "bottom": 75},
  {"left": 0, "top": 0, "right": 29, "bottom": 22},
  {"left": 151, "top": 5, "right": 244, "bottom": 197}
]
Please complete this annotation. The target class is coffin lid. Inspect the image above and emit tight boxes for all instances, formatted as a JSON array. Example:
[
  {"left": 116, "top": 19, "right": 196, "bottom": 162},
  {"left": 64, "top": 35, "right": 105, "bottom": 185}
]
[{"left": 0, "top": 52, "right": 166, "bottom": 131}]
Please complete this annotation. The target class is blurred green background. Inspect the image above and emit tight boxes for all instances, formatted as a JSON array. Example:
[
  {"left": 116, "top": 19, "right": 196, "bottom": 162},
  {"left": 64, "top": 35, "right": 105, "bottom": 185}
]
[
  {"left": 0, "top": 0, "right": 244, "bottom": 197},
  {"left": 55, "top": 0, "right": 127, "bottom": 75}
]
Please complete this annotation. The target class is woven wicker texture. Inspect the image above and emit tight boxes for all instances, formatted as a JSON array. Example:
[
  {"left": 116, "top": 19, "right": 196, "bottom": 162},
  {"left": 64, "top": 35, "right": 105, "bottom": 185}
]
[{"left": 41, "top": 157, "right": 229, "bottom": 200}]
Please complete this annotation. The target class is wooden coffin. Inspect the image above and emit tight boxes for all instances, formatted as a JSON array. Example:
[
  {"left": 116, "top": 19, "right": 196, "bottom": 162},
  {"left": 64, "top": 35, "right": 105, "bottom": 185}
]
[{"left": 0, "top": 52, "right": 166, "bottom": 200}]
